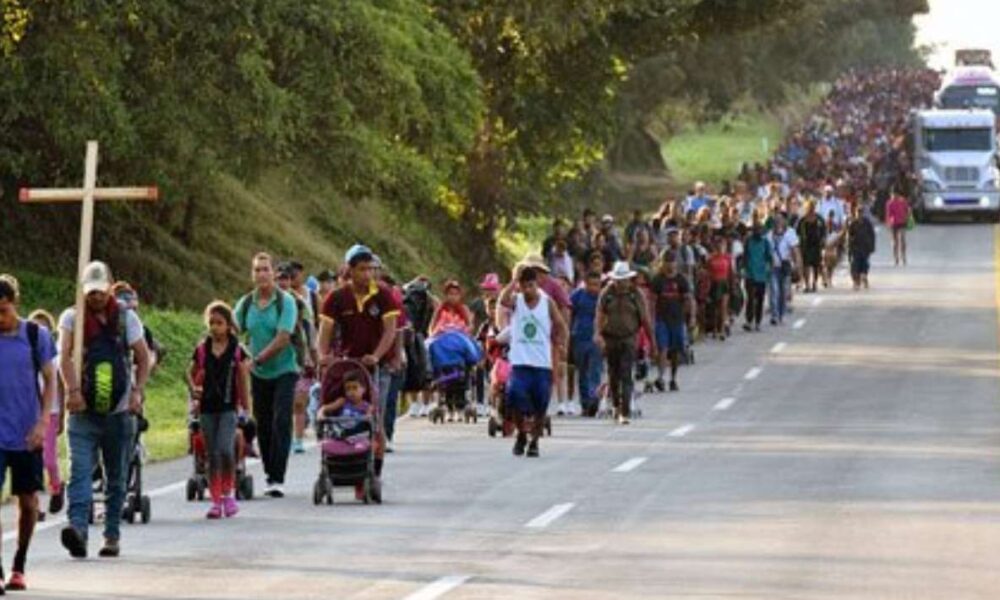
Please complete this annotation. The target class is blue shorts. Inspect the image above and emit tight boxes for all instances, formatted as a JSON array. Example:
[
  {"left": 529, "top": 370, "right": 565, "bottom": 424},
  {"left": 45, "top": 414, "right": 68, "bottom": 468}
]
[
  {"left": 851, "top": 255, "right": 870, "bottom": 276},
  {"left": 506, "top": 366, "right": 552, "bottom": 417},
  {"left": 655, "top": 321, "right": 687, "bottom": 353},
  {"left": 0, "top": 449, "right": 43, "bottom": 495}
]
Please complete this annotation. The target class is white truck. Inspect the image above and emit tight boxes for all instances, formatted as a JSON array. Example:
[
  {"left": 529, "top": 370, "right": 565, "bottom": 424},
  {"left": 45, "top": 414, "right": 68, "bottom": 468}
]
[
  {"left": 935, "top": 67, "right": 1000, "bottom": 115},
  {"left": 912, "top": 109, "right": 1000, "bottom": 222}
]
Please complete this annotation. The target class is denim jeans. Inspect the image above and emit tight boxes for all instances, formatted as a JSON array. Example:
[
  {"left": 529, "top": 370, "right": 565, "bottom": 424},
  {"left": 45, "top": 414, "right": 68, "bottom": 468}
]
[
  {"left": 572, "top": 338, "right": 603, "bottom": 411},
  {"left": 384, "top": 368, "right": 404, "bottom": 442},
  {"left": 67, "top": 411, "right": 135, "bottom": 542},
  {"left": 251, "top": 372, "right": 297, "bottom": 485},
  {"left": 769, "top": 270, "right": 789, "bottom": 322}
]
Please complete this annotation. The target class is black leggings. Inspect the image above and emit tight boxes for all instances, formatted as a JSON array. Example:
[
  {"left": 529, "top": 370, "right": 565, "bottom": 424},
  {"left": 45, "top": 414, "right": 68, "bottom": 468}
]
[{"left": 744, "top": 280, "right": 766, "bottom": 326}]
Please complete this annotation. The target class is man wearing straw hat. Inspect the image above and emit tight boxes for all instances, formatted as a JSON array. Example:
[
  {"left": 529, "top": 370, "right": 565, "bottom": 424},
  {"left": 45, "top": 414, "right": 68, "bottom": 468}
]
[{"left": 595, "top": 261, "right": 656, "bottom": 425}]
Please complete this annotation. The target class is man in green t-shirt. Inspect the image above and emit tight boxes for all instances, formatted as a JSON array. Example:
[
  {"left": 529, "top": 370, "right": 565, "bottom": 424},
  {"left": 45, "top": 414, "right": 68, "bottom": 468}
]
[{"left": 234, "top": 253, "right": 298, "bottom": 498}]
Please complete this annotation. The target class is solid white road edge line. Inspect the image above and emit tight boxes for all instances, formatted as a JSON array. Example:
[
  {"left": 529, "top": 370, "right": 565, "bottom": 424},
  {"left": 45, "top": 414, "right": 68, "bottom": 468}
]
[
  {"left": 402, "top": 575, "right": 472, "bottom": 600},
  {"left": 612, "top": 457, "right": 648, "bottom": 473},
  {"left": 713, "top": 398, "right": 737, "bottom": 411},
  {"left": 744, "top": 367, "right": 763, "bottom": 380},
  {"left": 526, "top": 503, "right": 576, "bottom": 529}
]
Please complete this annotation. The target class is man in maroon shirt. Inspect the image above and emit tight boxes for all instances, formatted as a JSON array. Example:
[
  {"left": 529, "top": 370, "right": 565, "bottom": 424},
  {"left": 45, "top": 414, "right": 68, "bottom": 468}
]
[{"left": 317, "top": 245, "right": 400, "bottom": 482}]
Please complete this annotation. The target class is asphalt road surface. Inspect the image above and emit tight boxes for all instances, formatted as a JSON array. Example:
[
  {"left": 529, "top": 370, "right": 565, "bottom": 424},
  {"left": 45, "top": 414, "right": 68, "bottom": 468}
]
[{"left": 7, "top": 224, "right": 1000, "bottom": 599}]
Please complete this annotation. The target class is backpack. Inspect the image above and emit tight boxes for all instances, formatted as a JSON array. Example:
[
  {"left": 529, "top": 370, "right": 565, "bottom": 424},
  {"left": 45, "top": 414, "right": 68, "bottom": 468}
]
[
  {"left": 600, "top": 289, "right": 643, "bottom": 340},
  {"left": 194, "top": 338, "right": 247, "bottom": 409},
  {"left": 26, "top": 321, "right": 43, "bottom": 401},
  {"left": 236, "top": 290, "right": 308, "bottom": 368},
  {"left": 81, "top": 308, "right": 131, "bottom": 415},
  {"left": 403, "top": 285, "right": 433, "bottom": 336}
]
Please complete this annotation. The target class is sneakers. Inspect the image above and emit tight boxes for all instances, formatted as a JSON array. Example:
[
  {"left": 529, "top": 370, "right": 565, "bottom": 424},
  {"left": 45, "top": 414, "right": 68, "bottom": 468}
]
[
  {"left": 512, "top": 433, "right": 527, "bottom": 456},
  {"left": 291, "top": 438, "right": 305, "bottom": 454},
  {"left": 48, "top": 483, "right": 65, "bottom": 514},
  {"left": 264, "top": 483, "right": 285, "bottom": 499},
  {"left": 418, "top": 403, "right": 430, "bottom": 418},
  {"left": 222, "top": 496, "right": 239, "bottom": 518},
  {"left": 526, "top": 439, "right": 540, "bottom": 457},
  {"left": 617, "top": 415, "right": 631, "bottom": 425},
  {"left": 556, "top": 401, "right": 566, "bottom": 416},
  {"left": 385, "top": 440, "right": 395, "bottom": 453},
  {"left": 7, "top": 572, "right": 26, "bottom": 591},
  {"left": 654, "top": 379, "right": 666, "bottom": 393},
  {"left": 743, "top": 322, "right": 752, "bottom": 332},
  {"left": 565, "top": 401, "right": 579, "bottom": 416},
  {"left": 669, "top": 380, "right": 679, "bottom": 392},
  {"left": 98, "top": 538, "right": 120, "bottom": 558},
  {"left": 60, "top": 526, "right": 87, "bottom": 559},
  {"left": 206, "top": 503, "right": 223, "bottom": 519},
  {"left": 407, "top": 402, "right": 421, "bottom": 418}
]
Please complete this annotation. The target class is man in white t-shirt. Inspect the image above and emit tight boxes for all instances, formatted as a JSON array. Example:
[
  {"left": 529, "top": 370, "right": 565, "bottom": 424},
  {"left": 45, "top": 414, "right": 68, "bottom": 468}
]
[{"left": 818, "top": 185, "right": 846, "bottom": 229}]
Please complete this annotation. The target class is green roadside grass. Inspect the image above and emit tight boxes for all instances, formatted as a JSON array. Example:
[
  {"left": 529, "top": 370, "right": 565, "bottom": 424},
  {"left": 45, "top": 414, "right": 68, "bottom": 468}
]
[{"left": 661, "top": 112, "right": 784, "bottom": 191}]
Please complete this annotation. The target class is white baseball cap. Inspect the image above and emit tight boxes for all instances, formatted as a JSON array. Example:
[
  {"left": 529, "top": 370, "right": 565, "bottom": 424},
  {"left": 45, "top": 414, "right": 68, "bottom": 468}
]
[{"left": 81, "top": 261, "right": 112, "bottom": 295}]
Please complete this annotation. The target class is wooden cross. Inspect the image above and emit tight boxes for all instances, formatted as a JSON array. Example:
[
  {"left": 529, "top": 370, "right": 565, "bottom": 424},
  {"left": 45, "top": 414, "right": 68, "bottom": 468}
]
[{"left": 19, "top": 140, "right": 158, "bottom": 383}]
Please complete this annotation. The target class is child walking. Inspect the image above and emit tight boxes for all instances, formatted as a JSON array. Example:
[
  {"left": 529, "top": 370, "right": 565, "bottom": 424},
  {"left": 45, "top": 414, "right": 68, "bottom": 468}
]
[
  {"left": 187, "top": 302, "right": 250, "bottom": 519},
  {"left": 26, "top": 310, "right": 66, "bottom": 517}
]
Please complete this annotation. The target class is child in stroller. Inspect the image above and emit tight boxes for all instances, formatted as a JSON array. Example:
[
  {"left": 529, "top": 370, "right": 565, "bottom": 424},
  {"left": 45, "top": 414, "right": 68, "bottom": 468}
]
[{"left": 313, "top": 361, "right": 382, "bottom": 505}]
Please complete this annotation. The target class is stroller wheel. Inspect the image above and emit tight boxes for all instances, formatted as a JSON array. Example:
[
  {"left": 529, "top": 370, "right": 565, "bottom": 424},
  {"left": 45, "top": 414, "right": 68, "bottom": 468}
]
[
  {"left": 488, "top": 418, "right": 498, "bottom": 438},
  {"left": 312, "top": 480, "right": 324, "bottom": 506},
  {"left": 186, "top": 478, "right": 197, "bottom": 502},
  {"left": 140, "top": 496, "right": 151, "bottom": 524},
  {"left": 240, "top": 475, "right": 254, "bottom": 501}
]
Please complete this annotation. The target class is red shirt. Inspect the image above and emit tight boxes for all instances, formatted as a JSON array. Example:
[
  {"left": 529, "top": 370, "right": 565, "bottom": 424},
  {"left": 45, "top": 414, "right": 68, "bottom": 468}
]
[
  {"left": 321, "top": 280, "right": 400, "bottom": 364},
  {"left": 708, "top": 253, "right": 732, "bottom": 283}
]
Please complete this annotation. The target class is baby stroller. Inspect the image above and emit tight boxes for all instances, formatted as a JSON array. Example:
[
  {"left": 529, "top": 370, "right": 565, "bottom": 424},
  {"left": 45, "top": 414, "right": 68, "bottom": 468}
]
[
  {"left": 313, "top": 359, "right": 382, "bottom": 505},
  {"left": 427, "top": 329, "right": 482, "bottom": 424},
  {"left": 185, "top": 414, "right": 255, "bottom": 502},
  {"left": 90, "top": 413, "right": 151, "bottom": 525}
]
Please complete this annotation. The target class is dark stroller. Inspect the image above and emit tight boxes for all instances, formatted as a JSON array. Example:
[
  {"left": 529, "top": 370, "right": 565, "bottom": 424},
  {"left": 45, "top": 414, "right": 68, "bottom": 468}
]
[
  {"left": 90, "top": 414, "right": 151, "bottom": 525},
  {"left": 185, "top": 415, "right": 255, "bottom": 502},
  {"left": 313, "top": 359, "right": 383, "bottom": 505}
]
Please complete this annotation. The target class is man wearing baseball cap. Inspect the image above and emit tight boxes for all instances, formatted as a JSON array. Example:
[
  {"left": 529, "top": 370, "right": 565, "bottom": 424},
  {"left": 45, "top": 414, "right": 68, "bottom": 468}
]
[
  {"left": 58, "top": 261, "right": 151, "bottom": 559},
  {"left": 318, "top": 245, "right": 399, "bottom": 495}
]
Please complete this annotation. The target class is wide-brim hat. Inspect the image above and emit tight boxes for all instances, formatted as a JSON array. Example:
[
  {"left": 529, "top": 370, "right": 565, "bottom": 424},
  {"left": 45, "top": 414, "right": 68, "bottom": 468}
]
[
  {"left": 517, "top": 254, "right": 550, "bottom": 273},
  {"left": 609, "top": 261, "right": 636, "bottom": 281}
]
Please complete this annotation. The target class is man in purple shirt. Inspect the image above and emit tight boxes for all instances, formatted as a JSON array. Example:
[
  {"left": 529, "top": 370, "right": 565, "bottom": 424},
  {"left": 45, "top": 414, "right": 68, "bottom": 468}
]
[{"left": 0, "top": 275, "right": 56, "bottom": 593}]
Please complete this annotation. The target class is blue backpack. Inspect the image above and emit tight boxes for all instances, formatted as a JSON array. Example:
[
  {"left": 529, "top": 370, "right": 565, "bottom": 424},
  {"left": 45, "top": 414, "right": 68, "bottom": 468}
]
[{"left": 81, "top": 309, "right": 131, "bottom": 415}]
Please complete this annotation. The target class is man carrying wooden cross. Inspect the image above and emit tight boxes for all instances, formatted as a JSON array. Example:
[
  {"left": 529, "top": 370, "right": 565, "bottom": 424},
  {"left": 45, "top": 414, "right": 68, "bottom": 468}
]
[
  {"left": 58, "top": 261, "right": 150, "bottom": 559},
  {"left": 19, "top": 141, "right": 157, "bottom": 559}
]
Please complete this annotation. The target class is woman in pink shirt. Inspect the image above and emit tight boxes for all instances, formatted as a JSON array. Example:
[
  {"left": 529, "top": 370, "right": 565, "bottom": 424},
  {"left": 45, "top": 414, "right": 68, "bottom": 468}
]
[{"left": 885, "top": 189, "right": 910, "bottom": 266}]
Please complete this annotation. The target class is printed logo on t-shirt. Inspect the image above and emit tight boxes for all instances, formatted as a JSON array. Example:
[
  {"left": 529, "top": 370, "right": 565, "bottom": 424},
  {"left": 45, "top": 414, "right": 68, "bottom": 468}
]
[
  {"left": 367, "top": 303, "right": 381, "bottom": 318},
  {"left": 519, "top": 316, "right": 542, "bottom": 344}
]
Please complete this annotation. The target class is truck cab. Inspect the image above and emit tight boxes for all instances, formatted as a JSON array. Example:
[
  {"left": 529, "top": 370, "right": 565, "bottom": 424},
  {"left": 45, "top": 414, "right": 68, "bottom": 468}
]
[
  {"left": 912, "top": 109, "right": 1000, "bottom": 222},
  {"left": 935, "top": 67, "right": 1000, "bottom": 115}
]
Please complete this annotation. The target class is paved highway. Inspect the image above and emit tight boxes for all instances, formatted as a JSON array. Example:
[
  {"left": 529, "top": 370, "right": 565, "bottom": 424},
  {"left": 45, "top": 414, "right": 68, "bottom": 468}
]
[{"left": 8, "top": 224, "right": 1000, "bottom": 599}]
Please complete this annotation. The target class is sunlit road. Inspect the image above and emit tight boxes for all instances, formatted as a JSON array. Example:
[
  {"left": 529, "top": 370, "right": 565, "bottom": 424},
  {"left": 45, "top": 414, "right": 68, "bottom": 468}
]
[{"left": 7, "top": 224, "right": 1000, "bottom": 599}]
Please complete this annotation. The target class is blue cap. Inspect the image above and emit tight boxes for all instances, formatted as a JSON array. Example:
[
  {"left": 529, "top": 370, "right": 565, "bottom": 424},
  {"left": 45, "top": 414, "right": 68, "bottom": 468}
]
[
  {"left": 306, "top": 275, "right": 319, "bottom": 292},
  {"left": 345, "top": 244, "right": 374, "bottom": 266}
]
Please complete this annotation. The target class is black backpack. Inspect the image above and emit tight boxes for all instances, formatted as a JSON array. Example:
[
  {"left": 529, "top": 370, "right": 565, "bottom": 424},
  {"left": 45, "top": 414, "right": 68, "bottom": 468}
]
[
  {"left": 403, "top": 285, "right": 433, "bottom": 337},
  {"left": 81, "top": 309, "right": 131, "bottom": 415},
  {"left": 26, "top": 321, "right": 43, "bottom": 400}
]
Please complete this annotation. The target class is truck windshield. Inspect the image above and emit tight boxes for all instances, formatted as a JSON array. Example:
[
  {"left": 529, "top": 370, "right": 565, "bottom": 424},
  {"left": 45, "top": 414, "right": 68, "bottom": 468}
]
[
  {"left": 923, "top": 128, "right": 994, "bottom": 152},
  {"left": 939, "top": 85, "right": 1000, "bottom": 113}
]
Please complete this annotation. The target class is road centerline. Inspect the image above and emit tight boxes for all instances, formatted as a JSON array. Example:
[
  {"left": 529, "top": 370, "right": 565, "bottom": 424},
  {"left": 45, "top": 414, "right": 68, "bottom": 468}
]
[
  {"left": 402, "top": 575, "right": 472, "bottom": 600},
  {"left": 668, "top": 423, "right": 696, "bottom": 438},
  {"left": 714, "top": 397, "right": 737, "bottom": 411},
  {"left": 793, "top": 318, "right": 807, "bottom": 330},
  {"left": 744, "top": 367, "right": 763, "bottom": 380},
  {"left": 526, "top": 503, "right": 576, "bottom": 528},
  {"left": 612, "top": 457, "right": 648, "bottom": 473}
]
